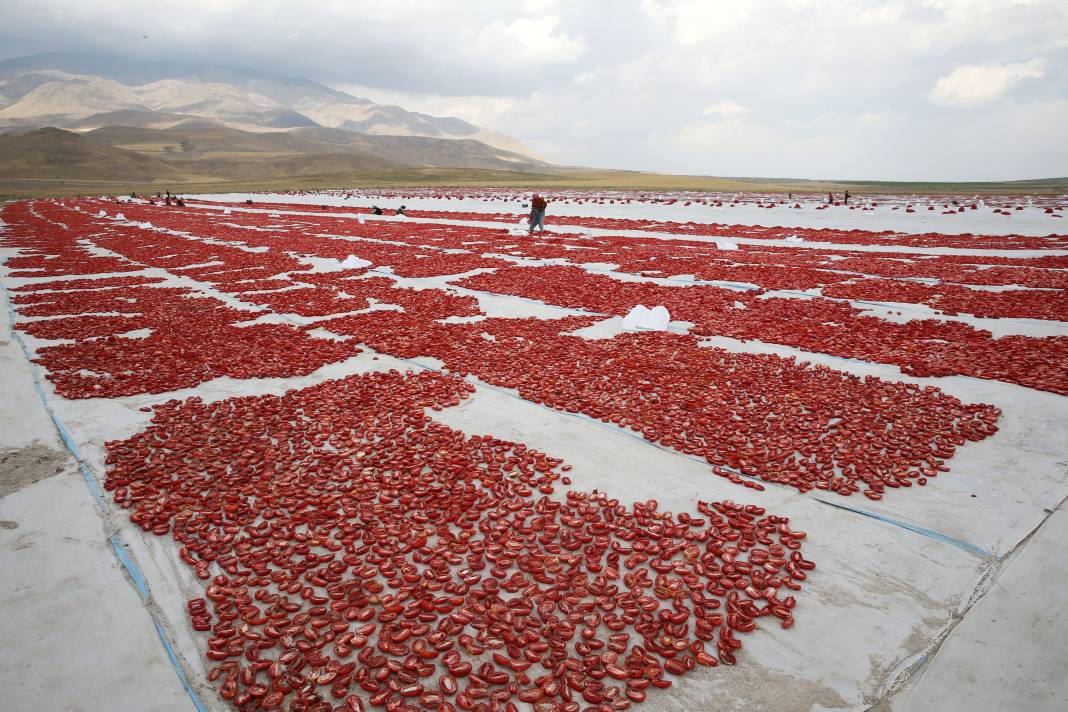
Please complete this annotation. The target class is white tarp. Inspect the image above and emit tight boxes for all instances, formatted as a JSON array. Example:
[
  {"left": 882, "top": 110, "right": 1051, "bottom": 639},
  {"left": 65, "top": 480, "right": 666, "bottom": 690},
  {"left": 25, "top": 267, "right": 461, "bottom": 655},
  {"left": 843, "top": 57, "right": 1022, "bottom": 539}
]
[
  {"left": 508, "top": 218, "right": 528, "bottom": 236},
  {"left": 621, "top": 304, "right": 671, "bottom": 331},
  {"left": 340, "top": 255, "right": 372, "bottom": 269}
]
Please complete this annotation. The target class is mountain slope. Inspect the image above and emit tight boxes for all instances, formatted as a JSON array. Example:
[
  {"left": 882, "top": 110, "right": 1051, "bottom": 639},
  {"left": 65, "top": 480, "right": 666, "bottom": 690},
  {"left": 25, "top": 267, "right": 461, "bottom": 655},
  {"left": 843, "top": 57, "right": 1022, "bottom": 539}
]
[
  {"left": 0, "top": 52, "right": 540, "bottom": 158},
  {"left": 287, "top": 127, "right": 550, "bottom": 170},
  {"left": 0, "top": 76, "right": 147, "bottom": 120},
  {"left": 81, "top": 123, "right": 551, "bottom": 173},
  {"left": 0, "top": 127, "right": 187, "bottom": 181},
  {"left": 0, "top": 126, "right": 418, "bottom": 184},
  {"left": 65, "top": 109, "right": 208, "bottom": 131},
  {"left": 0, "top": 124, "right": 558, "bottom": 190}
]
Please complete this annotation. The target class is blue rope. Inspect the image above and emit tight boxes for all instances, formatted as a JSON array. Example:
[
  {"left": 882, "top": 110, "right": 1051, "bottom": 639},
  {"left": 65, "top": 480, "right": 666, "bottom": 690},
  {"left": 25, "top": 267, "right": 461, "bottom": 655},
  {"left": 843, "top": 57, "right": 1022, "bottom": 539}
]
[
  {"left": 302, "top": 258, "right": 998, "bottom": 560},
  {"left": 1, "top": 280, "right": 210, "bottom": 712},
  {"left": 183, "top": 200, "right": 1014, "bottom": 559},
  {"left": 814, "top": 499, "right": 991, "bottom": 558},
  {"left": 398, "top": 354, "right": 993, "bottom": 559},
  {"left": 5, "top": 213, "right": 993, "bottom": 627}
]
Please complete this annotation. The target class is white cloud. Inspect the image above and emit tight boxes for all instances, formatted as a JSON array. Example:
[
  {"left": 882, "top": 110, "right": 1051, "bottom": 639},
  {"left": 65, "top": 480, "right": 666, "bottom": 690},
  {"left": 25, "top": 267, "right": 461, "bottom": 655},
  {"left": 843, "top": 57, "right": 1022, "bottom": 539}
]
[
  {"left": 2, "top": 0, "right": 1067, "bottom": 179},
  {"left": 334, "top": 83, "right": 522, "bottom": 128},
  {"left": 472, "top": 16, "right": 586, "bottom": 67},
  {"left": 640, "top": 0, "right": 757, "bottom": 45},
  {"left": 702, "top": 100, "right": 748, "bottom": 117},
  {"left": 930, "top": 60, "right": 1045, "bottom": 106}
]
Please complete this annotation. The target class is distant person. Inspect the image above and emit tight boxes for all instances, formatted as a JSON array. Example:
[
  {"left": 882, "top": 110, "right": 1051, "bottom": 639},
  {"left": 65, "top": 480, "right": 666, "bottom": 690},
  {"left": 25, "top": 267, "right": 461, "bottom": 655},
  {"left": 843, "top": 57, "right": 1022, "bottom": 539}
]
[
  {"left": 844, "top": 190, "right": 851, "bottom": 204},
  {"left": 165, "top": 196, "right": 173, "bottom": 206},
  {"left": 397, "top": 206, "right": 407, "bottom": 216},
  {"left": 371, "top": 205, "right": 383, "bottom": 215},
  {"left": 827, "top": 192, "right": 833, "bottom": 204},
  {"left": 529, "top": 193, "right": 548, "bottom": 234},
  {"left": 176, "top": 198, "right": 185, "bottom": 207}
]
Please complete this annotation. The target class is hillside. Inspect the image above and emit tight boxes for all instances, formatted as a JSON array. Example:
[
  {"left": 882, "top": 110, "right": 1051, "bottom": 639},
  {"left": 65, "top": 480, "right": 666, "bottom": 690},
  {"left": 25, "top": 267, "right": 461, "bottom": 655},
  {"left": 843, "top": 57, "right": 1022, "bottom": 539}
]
[
  {"left": 0, "top": 124, "right": 557, "bottom": 193},
  {"left": 2, "top": 56, "right": 1061, "bottom": 199},
  {"left": 0, "top": 127, "right": 187, "bottom": 182},
  {"left": 0, "top": 53, "right": 539, "bottom": 157},
  {"left": 81, "top": 124, "right": 551, "bottom": 172}
]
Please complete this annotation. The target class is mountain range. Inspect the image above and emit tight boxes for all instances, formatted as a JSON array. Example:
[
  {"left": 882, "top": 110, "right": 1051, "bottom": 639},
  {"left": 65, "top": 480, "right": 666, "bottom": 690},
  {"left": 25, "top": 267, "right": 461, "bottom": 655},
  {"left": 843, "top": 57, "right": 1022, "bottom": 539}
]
[{"left": 0, "top": 52, "right": 554, "bottom": 187}]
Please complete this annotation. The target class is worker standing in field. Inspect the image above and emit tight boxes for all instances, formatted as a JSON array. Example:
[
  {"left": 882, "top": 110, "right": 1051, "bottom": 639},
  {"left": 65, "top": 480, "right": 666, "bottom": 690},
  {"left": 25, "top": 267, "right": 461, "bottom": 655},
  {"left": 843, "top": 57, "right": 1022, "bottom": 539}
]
[{"left": 529, "top": 193, "right": 548, "bottom": 234}]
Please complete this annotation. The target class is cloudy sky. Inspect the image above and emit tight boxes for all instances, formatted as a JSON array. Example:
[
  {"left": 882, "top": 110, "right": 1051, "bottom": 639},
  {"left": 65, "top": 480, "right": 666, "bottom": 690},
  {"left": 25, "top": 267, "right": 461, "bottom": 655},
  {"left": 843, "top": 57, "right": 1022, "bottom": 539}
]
[{"left": 2, "top": 0, "right": 1066, "bottom": 180}]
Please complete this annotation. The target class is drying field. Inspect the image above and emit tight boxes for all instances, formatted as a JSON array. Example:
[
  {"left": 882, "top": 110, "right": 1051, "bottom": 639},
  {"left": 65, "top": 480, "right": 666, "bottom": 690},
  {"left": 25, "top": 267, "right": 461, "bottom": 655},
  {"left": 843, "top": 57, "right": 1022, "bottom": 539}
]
[{"left": 1, "top": 191, "right": 1066, "bottom": 712}]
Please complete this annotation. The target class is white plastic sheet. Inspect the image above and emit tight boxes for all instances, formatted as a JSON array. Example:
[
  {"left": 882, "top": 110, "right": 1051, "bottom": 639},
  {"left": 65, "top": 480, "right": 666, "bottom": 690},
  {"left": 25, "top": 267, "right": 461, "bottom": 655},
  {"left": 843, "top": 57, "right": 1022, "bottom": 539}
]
[
  {"left": 340, "top": 255, "right": 371, "bottom": 269},
  {"left": 621, "top": 304, "right": 671, "bottom": 331},
  {"left": 508, "top": 218, "right": 528, "bottom": 236},
  {"left": 713, "top": 239, "right": 739, "bottom": 250}
]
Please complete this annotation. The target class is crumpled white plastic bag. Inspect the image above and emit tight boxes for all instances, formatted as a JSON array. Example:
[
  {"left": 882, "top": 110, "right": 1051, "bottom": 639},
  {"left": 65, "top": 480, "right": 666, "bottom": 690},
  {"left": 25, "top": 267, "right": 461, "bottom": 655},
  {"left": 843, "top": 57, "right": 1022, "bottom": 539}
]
[
  {"left": 621, "top": 304, "right": 671, "bottom": 331},
  {"left": 508, "top": 218, "right": 528, "bottom": 236}
]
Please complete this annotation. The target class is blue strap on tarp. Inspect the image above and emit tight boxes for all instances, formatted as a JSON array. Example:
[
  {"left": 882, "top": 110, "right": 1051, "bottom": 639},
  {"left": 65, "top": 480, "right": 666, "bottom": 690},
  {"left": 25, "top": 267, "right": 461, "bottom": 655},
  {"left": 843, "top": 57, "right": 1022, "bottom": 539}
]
[
  {"left": 399, "top": 354, "right": 994, "bottom": 559},
  {"left": 1, "top": 280, "right": 210, "bottom": 712},
  {"left": 814, "top": 499, "right": 991, "bottom": 557}
]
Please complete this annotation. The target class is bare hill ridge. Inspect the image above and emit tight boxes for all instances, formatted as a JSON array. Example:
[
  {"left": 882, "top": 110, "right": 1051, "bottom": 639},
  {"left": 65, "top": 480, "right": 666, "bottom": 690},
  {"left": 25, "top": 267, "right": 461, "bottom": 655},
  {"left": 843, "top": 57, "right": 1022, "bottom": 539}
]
[
  {"left": 0, "top": 124, "right": 554, "bottom": 186},
  {"left": 0, "top": 127, "right": 187, "bottom": 182},
  {"left": 0, "top": 53, "right": 538, "bottom": 158},
  {"left": 0, "top": 53, "right": 556, "bottom": 186}
]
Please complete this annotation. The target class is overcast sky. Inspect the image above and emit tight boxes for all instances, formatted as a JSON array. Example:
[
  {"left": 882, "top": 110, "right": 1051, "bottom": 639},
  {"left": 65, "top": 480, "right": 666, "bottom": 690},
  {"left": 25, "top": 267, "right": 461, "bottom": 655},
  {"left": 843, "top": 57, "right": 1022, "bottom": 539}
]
[{"left": 2, "top": 0, "right": 1066, "bottom": 180}]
